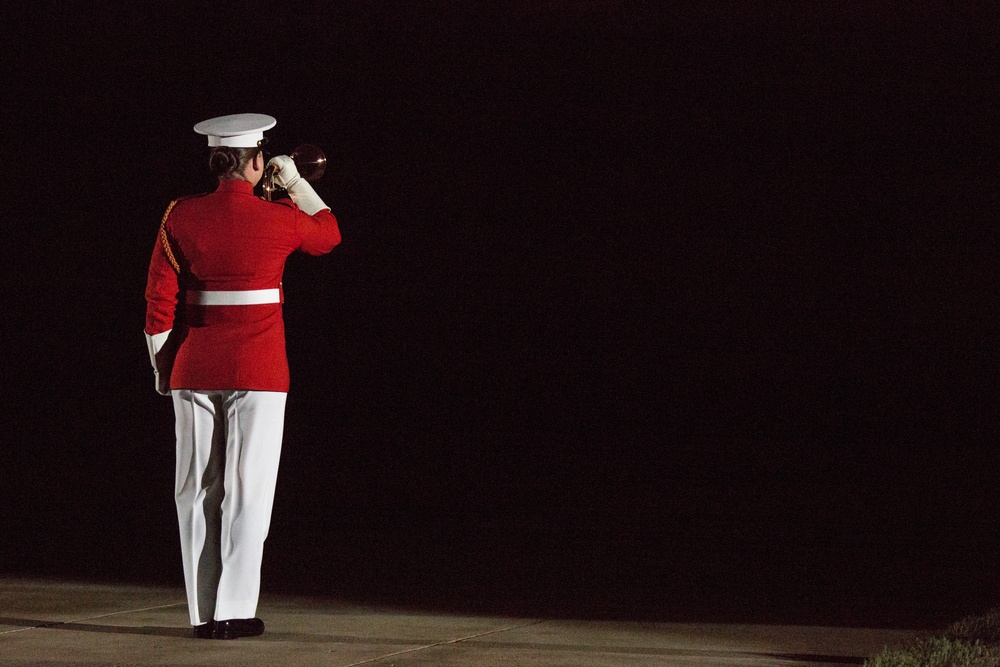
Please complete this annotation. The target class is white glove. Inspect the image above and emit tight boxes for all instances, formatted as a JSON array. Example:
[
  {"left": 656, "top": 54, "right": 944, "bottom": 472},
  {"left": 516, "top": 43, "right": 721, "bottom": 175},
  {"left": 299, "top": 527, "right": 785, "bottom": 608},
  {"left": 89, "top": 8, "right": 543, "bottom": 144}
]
[
  {"left": 145, "top": 330, "right": 172, "bottom": 396},
  {"left": 267, "top": 155, "right": 330, "bottom": 215},
  {"left": 267, "top": 155, "right": 300, "bottom": 190}
]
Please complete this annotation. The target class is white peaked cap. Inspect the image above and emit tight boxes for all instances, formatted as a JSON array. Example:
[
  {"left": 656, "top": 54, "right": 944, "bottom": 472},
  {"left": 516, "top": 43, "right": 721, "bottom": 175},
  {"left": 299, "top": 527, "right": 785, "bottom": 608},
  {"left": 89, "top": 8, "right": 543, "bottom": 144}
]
[{"left": 193, "top": 113, "right": 277, "bottom": 147}]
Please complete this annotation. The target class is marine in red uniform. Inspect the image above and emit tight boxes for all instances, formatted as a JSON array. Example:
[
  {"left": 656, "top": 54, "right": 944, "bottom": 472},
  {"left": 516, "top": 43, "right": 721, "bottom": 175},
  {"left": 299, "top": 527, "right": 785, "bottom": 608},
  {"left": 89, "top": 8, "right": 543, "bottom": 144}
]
[{"left": 144, "top": 114, "right": 340, "bottom": 639}]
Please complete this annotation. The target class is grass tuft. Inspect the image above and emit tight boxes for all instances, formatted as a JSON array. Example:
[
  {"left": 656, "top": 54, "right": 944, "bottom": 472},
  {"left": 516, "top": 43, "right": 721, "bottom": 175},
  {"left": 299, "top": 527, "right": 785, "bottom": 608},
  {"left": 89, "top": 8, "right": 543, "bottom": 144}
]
[
  {"left": 864, "top": 609, "right": 1000, "bottom": 667},
  {"left": 947, "top": 609, "right": 1000, "bottom": 646}
]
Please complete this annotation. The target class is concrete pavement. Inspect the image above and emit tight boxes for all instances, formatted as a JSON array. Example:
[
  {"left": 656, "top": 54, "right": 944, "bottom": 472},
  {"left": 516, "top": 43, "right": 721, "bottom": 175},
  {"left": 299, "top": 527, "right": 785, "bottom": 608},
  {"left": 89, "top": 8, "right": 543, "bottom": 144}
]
[{"left": 1, "top": 577, "right": 918, "bottom": 666}]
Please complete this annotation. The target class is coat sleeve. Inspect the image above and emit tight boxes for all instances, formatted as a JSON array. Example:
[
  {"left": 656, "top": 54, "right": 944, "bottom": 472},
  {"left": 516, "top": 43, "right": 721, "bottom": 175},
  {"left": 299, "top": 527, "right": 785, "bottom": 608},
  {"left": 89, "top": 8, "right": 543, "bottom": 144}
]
[
  {"left": 144, "top": 224, "right": 180, "bottom": 395},
  {"left": 145, "top": 229, "right": 180, "bottom": 336},
  {"left": 294, "top": 208, "right": 342, "bottom": 256}
]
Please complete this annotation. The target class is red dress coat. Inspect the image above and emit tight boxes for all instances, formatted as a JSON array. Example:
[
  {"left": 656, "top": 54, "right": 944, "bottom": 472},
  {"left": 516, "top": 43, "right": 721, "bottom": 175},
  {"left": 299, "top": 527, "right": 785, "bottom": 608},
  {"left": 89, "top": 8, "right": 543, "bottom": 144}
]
[{"left": 144, "top": 179, "right": 341, "bottom": 391}]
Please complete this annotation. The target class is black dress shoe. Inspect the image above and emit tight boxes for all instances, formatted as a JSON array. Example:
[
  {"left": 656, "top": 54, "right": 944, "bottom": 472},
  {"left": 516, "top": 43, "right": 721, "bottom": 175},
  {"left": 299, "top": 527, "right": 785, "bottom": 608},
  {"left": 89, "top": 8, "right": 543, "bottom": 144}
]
[
  {"left": 192, "top": 622, "right": 215, "bottom": 639},
  {"left": 213, "top": 618, "right": 265, "bottom": 640}
]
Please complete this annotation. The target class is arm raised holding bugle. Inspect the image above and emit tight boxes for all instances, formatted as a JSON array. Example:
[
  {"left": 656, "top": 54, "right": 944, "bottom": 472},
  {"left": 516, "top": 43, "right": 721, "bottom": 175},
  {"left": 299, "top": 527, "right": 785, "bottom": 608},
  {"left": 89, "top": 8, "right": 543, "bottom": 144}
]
[{"left": 264, "top": 143, "right": 329, "bottom": 210}]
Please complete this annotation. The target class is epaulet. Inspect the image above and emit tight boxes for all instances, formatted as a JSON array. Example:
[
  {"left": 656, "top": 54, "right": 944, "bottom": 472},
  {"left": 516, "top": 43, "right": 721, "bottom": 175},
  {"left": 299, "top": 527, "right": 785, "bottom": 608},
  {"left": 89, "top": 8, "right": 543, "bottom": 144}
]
[{"left": 158, "top": 194, "right": 206, "bottom": 274}]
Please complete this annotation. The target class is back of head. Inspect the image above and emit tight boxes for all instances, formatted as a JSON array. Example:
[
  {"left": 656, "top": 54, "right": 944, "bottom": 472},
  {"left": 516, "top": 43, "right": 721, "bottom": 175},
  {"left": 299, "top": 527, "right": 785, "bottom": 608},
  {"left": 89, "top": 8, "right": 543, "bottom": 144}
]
[
  {"left": 209, "top": 147, "right": 260, "bottom": 180},
  {"left": 195, "top": 113, "right": 276, "bottom": 182}
]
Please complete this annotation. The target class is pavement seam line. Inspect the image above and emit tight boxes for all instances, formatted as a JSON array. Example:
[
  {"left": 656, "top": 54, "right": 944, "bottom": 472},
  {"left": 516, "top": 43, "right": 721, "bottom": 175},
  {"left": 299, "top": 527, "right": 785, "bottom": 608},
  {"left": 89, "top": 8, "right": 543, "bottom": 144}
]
[
  {"left": 339, "top": 618, "right": 548, "bottom": 666},
  {"left": 0, "top": 601, "right": 187, "bottom": 636}
]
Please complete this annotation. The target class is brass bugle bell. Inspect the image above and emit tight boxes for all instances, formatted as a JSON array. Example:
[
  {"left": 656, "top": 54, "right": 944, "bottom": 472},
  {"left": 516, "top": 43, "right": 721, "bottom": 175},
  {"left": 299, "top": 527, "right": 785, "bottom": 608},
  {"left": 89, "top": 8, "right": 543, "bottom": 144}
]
[{"left": 262, "top": 143, "right": 327, "bottom": 201}]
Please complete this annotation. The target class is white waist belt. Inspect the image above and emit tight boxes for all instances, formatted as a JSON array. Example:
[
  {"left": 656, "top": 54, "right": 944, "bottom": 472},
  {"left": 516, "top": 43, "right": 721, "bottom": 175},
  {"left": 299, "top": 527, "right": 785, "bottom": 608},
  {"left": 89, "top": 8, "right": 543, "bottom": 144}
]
[{"left": 186, "top": 289, "right": 281, "bottom": 306}]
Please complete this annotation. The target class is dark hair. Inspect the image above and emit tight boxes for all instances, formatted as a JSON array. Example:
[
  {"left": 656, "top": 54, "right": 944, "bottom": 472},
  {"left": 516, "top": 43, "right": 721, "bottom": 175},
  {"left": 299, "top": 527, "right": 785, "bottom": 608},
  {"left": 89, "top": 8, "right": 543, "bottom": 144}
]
[{"left": 208, "top": 147, "right": 261, "bottom": 179}]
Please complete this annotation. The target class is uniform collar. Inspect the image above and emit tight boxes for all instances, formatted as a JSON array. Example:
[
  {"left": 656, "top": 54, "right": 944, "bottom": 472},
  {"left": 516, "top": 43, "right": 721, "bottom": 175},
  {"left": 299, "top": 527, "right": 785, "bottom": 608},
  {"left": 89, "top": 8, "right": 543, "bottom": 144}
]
[{"left": 215, "top": 179, "right": 256, "bottom": 195}]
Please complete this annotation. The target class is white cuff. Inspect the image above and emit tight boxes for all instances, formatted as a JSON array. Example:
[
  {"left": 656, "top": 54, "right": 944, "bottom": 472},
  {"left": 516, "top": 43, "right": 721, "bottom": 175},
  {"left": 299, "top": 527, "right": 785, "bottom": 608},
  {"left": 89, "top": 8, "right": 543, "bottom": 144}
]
[
  {"left": 145, "top": 330, "right": 173, "bottom": 396},
  {"left": 145, "top": 330, "right": 171, "bottom": 368},
  {"left": 286, "top": 180, "right": 330, "bottom": 216}
]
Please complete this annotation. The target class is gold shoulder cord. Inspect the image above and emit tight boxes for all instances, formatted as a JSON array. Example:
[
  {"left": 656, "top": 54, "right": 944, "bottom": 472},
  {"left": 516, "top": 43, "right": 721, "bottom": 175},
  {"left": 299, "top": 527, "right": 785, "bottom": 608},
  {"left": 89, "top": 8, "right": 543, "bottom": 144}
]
[{"left": 159, "top": 200, "right": 181, "bottom": 274}]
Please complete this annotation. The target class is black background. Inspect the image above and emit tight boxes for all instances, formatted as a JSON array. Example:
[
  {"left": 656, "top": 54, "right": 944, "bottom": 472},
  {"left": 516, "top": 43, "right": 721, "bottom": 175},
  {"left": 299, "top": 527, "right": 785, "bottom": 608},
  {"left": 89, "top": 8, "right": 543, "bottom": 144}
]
[{"left": 4, "top": 1, "right": 1000, "bottom": 628}]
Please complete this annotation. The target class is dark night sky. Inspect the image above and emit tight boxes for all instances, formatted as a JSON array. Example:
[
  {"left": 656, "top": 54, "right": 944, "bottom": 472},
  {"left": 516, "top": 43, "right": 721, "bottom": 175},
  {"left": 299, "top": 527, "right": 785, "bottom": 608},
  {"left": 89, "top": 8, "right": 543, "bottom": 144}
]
[{"left": 4, "top": 2, "right": 1000, "bottom": 626}]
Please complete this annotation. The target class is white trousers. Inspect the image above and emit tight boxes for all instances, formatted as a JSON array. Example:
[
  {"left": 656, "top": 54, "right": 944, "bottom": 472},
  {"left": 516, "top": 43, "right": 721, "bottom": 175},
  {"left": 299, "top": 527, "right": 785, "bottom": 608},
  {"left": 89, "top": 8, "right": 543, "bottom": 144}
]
[{"left": 172, "top": 389, "right": 287, "bottom": 626}]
